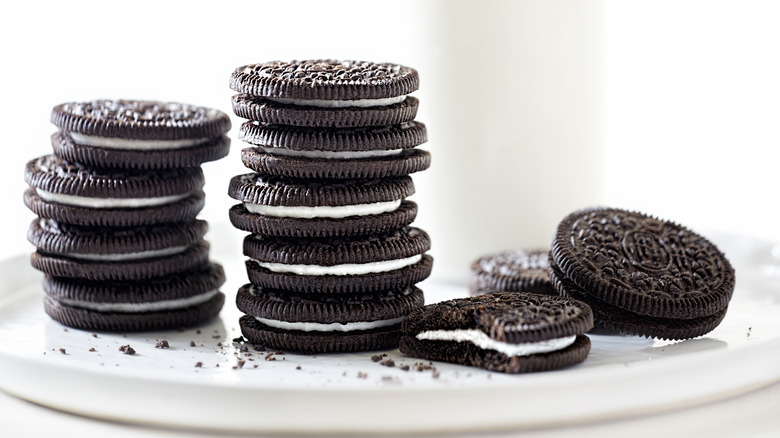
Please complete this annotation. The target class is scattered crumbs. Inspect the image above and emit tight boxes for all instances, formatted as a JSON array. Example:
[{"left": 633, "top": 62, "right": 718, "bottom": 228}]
[
  {"left": 264, "top": 353, "right": 277, "bottom": 362},
  {"left": 357, "top": 372, "right": 368, "bottom": 379},
  {"left": 89, "top": 348, "right": 96, "bottom": 352},
  {"left": 747, "top": 327, "right": 752, "bottom": 338},
  {"left": 212, "top": 334, "right": 221, "bottom": 339},
  {"left": 296, "top": 365, "right": 301, "bottom": 370},
  {"left": 217, "top": 342, "right": 223, "bottom": 347},
  {"left": 253, "top": 364, "right": 258, "bottom": 368},
  {"left": 118, "top": 345, "right": 136, "bottom": 355},
  {"left": 155, "top": 340, "right": 170, "bottom": 349},
  {"left": 195, "top": 362, "right": 203, "bottom": 368},
  {"left": 196, "top": 329, "right": 202, "bottom": 334},
  {"left": 92, "top": 333, "right": 98, "bottom": 338},
  {"left": 63, "top": 328, "right": 68, "bottom": 332},
  {"left": 253, "top": 344, "right": 266, "bottom": 352},
  {"left": 216, "top": 364, "right": 220, "bottom": 367},
  {"left": 274, "top": 351, "right": 285, "bottom": 355},
  {"left": 59, "top": 348, "right": 67, "bottom": 355},
  {"left": 342, "top": 371, "right": 347, "bottom": 377},
  {"left": 239, "top": 345, "right": 249, "bottom": 353},
  {"left": 311, "top": 355, "right": 318, "bottom": 359},
  {"left": 380, "top": 359, "right": 395, "bottom": 368},
  {"left": 399, "top": 365, "right": 410, "bottom": 371},
  {"left": 190, "top": 341, "right": 196, "bottom": 347},
  {"left": 233, "top": 359, "right": 246, "bottom": 370},
  {"left": 371, "top": 355, "right": 382, "bottom": 362}
]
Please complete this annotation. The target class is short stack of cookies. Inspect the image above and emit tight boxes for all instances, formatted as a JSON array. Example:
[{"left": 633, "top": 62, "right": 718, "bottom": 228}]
[
  {"left": 23, "top": 99, "right": 231, "bottom": 331},
  {"left": 227, "top": 60, "right": 433, "bottom": 353}
]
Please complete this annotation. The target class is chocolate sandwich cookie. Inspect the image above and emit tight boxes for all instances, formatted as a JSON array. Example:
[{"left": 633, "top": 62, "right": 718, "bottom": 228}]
[
  {"left": 399, "top": 292, "right": 593, "bottom": 373},
  {"left": 43, "top": 263, "right": 226, "bottom": 331},
  {"left": 244, "top": 226, "right": 433, "bottom": 294},
  {"left": 28, "top": 218, "right": 209, "bottom": 281},
  {"left": 50, "top": 99, "right": 231, "bottom": 169},
  {"left": 549, "top": 207, "right": 735, "bottom": 340},
  {"left": 236, "top": 284, "right": 424, "bottom": 353},
  {"left": 238, "top": 121, "right": 429, "bottom": 179},
  {"left": 228, "top": 173, "right": 417, "bottom": 237},
  {"left": 24, "top": 155, "right": 205, "bottom": 227},
  {"left": 230, "top": 60, "right": 418, "bottom": 124},
  {"left": 470, "top": 249, "right": 556, "bottom": 296}
]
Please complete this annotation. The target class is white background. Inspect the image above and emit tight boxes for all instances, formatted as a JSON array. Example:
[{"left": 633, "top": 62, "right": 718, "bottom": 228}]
[{"left": 3, "top": 0, "right": 780, "bottom": 279}]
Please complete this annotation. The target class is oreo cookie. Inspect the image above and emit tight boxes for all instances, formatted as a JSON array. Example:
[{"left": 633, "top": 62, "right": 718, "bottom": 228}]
[
  {"left": 470, "top": 249, "right": 556, "bottom": 296},
  {"left": 399, "top": 293, "right": 593, "bottom": 373},
  {"left": 549, "top": 207, "right": 736, "bottom": 340},
  {"left": 244, "top": 227, "right": 432, "bottom": 294},
  {"left": 236, "top": 284, "right": 424, "bottom": 353},
  {"left": 43, "top": 263, "right": 225, "bottom": 331},
  {"left": 228, "top": 173, "right": 417, "bottom": 237},
  {"left": 28, "top": 218, "right": 209, "bottom": 281},
  {"left": 238, "top": 121, "right": 429, "bottom": 179},
  {"left": 50, "top": 100, "right": 231, "bottom": 169},
  {"left": 24, "top": 155, "right": 205, "bottom": 227}
]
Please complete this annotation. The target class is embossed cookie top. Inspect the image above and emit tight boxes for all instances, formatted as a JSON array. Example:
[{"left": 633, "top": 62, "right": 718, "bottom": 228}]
[
  {"left": 402, "top": 292, "right": 593, "bottom": 344},
  {"left": 51, "top": 99, "right": 231, "bottom": 140},
  {"left": 230, "top": 60, "right": 419, "bottom": 100},
  {"left": 551, "top": 208, "right": 735, "bottom": 318},
  {"left": 475, "top": 249, "right": 549, "bottom": 277}
]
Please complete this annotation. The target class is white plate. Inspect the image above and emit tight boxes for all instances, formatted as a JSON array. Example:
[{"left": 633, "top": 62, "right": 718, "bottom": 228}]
[{"left": 1, "top": 233, "right": 780, "bottom": 434}]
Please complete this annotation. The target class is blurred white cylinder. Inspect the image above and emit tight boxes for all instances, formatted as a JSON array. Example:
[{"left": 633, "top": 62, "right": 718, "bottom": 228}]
[{"left": 414, "top": 0, "right": 605, "bottom": 283}]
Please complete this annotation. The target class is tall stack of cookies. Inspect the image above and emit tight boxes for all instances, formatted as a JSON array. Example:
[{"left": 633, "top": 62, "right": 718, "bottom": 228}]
[
  {"left": 23, "top": 100, "right": 231, "bottom": 331},
  {"left": 227, "top": 60, "right": 433, "bottom": 352}
]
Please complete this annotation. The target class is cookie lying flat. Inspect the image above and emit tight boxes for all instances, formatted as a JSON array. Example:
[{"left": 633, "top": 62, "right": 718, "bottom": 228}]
[
  {"left": 400, "top": 293, "right": 593, "bottom": 373},
  {"left": 50, "top": 99, "right": 231, "bottom": 169},
  {"left": 549, "top": 207, "right": 735, "bottom": 340},
  {"left": 24, "top": 155, "right": 205, "bottom": 227},
  {"left": 230, "top": 60, "right": 419, "bottom": 127},
  {"left": 28, "top": 218, "right": 209, "bottom": 281},
  {"left": 236, "top": 284, "right": 424, "bottom": 353},
  {"left": 239, "top": 121, "right": 429, "bottom": 179},
  {"left": 43, "top": 263, "right": 225, "bottom": 331},
  {"left": 244, "top": 226, "right": 433, "bottom": 294},
  {"left": 228, "top": 173, "right": 417, "bottom": 237},
  {"left": 470, "top": 249, "right": 556, "bottom": 296}
]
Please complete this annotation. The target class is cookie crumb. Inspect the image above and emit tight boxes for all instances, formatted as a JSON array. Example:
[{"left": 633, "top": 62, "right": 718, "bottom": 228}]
[
  {"left": 357, "top": 372, "right": 368, "bottom": 379},
  {"left": 155, "top": 340, "right": 170, "bottom": 349},
  {"left": 381, "top": 359, "right": 395, "bottom": 368},
  {"left": 196, "top": 329, "right": 202, "bottom": 334},
  {"left": 92, "top": 333, "right": 98, "bottom": 338},
  {"left": 59, "top": 348, "right": 67, "bottom": 355},
  {"left": 233, "top": 359, "right": 246, "bottom": 370},
  {"left": 190, "top": 341, "right": 196, "bottom": 347},
  {"left": 296, "top": 365, "right": 302, "bottom": 370},
  {"left": 89, "top": 347, "right": 96, "bottom": 352},
  {"left": 399, "top": 365, "right": 410, "bottom": 371},
  {"left": 194, "top": 362, "right": 203, "bottom": 368},
  {"left": 118, "top": 345, "right": 135, "bottom": 355}
]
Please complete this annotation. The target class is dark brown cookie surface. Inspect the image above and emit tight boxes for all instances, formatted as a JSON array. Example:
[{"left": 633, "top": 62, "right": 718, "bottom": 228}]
[
  {"left": 470, "top": 249, "right": 555, "bottom": 296},
  {"left": 51, "top": 99, "right": 231, "bottom": 140},
  {"left": 551, "top": 207, "right": 735, "bottom": 320},
  {"left": 51, "top": 131, "right": 230, "bottom": 170},
  {"left": 229, "top": 60, "right": 419, "bottom": 101},
  {"left": 399, "top": 293, "right": 593, "bottom": 373},
  {"left": 232, "top": 93, "right": 419, "bottom": 128},
  {"left": 238, "top": 121, "right": 426, "bottom": 152}
]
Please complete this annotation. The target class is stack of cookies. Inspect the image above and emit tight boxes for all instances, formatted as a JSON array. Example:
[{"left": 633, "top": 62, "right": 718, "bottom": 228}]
[
  {"left": 23, "top": 99, "right": 231, "bottom": 331},
  {"left": 227, "top": 60, "right": 433, "bottom": 353}
]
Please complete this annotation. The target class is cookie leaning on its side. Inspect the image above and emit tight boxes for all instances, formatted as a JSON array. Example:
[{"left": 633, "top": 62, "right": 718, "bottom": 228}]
[
  {"left": 400, "top": 293, "right": 593, "bottom": 373},
  {"left": 549, "top": 207, "right": 735, "bottom": 340}
]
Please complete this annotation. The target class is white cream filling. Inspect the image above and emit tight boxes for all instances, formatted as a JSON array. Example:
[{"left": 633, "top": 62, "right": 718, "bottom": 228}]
[
  {"left": 250, "top": 254, "right": 422, "bottom": 276},
  {"left": 69, "top": 132, "right": 210, "bottom": 150},
  {"left": 257, "top": 146, "right": 403, "bottom": 159},
  {"left": 36, "top": 188, "right": 191, "bottom": 209},
  {"left": 244, "top": 199, "right": 401, "bottom": 219},
  {"left": 266, "top": 95, "right": 406, "bottom": 108},
  {"left": 60, "top": 290, "right": 219, "bottom": 313},
  {"left": 416, "top": 330, "right": 577, "bottom": 357},
  {"left": 255, "top": 316, "right": 404, "bottom": 333},
  {"left": 62, "top": 246, "right": 188, "bottom": 261}
]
